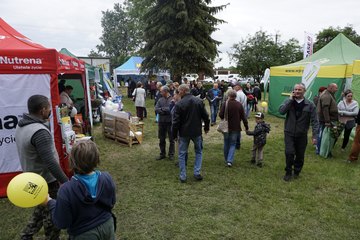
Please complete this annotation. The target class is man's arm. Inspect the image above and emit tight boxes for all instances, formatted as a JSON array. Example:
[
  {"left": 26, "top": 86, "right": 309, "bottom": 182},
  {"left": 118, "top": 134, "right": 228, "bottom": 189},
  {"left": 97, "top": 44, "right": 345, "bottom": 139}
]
[
  {"left": 32, "top": 130, "right": 68, "bottom": 184},
  {"left": 155, "top": 98, "right": 163, "bottom": 114},
  {"left": 201, "top": 102, "right": 210, "bottom": 133},
  {"left": 172, "top": 105, "right": 180, "bottom": 139},
  {"left": 240, "top": 106, "right": 249, "bottom": 131},
  {"left": 279, "top": 98, "right": 293, "bottom": 115},
  {"left": 310, "top": 103, "right": 319, "bottom": 141}
]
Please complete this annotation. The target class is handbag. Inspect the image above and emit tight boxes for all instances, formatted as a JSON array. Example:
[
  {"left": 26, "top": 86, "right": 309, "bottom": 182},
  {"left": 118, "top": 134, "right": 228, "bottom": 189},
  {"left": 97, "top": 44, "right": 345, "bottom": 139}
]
[
  {"left": 345, "top": 119, "right": 356, "bottom": 129},
  {"left": 217, "top": 100, "right": 229, "bottom": 133}
]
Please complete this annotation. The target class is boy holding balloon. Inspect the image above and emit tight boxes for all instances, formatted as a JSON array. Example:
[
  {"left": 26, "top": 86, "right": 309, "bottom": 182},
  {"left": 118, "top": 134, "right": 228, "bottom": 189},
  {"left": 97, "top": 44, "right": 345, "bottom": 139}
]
[{"left": 45, "top": 140, "right": 116, "bottom": 239}]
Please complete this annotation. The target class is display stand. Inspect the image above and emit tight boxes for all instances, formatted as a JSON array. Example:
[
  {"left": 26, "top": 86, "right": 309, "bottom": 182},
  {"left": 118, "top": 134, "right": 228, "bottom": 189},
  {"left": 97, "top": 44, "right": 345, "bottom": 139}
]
[{"left": 102, "top": 109, "right": 144, "bottom": 147}]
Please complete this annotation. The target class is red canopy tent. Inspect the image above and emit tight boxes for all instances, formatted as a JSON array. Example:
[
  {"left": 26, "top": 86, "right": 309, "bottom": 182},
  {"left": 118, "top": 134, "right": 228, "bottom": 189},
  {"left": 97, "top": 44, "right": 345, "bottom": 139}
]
[{"left": 0, "top": 18, "right": 86, "bottom": 197}]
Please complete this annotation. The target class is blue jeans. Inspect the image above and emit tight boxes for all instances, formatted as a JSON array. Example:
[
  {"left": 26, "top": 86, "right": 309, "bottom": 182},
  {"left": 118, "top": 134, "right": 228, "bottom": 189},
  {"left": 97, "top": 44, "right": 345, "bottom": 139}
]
[
  {"left": 210, "top": 103, "right": 219, "bottom": 123},
  {"left": 178, "top": 136, "right": 203, "bottom": 180},
  {"left": 224, "top": 131, "right": 240, "bottom": 163},
  {"left": 236, "top": 132, "right": 242, "bottom": 149},
  {"left": 316, "top": 123, "right": 325, "bottom": 154}
]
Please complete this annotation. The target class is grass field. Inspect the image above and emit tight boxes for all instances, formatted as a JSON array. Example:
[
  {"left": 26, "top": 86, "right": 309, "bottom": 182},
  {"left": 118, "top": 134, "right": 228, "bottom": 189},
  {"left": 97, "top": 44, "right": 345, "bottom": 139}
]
[{"left": 1, "top": 90, "right": 360, "bottom": 239}]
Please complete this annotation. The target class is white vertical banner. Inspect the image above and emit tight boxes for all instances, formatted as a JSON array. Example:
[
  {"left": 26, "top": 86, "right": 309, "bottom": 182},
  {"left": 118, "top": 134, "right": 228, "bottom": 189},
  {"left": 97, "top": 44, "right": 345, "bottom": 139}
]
[
  {"left": 0, "top": 74, "right": 51, "bottom": 174},
  {"left": 303, "top": 32, "right": 315, "bottom": 59}
]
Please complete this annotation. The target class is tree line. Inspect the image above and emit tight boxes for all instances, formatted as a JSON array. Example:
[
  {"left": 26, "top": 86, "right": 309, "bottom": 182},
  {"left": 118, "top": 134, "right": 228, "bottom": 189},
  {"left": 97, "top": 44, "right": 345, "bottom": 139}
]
[{"left": 90, "top": 0, "right": 360, "bottom": 81}]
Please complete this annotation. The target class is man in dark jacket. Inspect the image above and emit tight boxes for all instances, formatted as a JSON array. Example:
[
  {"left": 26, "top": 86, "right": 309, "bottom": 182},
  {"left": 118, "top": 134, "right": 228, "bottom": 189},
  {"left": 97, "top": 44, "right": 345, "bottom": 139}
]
[
  {"left": 252, "top": 83, "right": 262, "bottom": 111},
  {"left": 279, "top": 84, "right": 319, "bottom": 181},
  {"left": 155, "top": 86, "right": 175, "bottom": 160},
  {"left": 172, "top": 84, "right": 210, "bottom": 183},
  {"left": 191, "top": 82, "right": 206, "bottom": 100},
  {"left": 316, "top": 83, "right": 338, "bottom": 154},
  {"left": 15, "top": 95, "right": 69, "bottom": 239}
]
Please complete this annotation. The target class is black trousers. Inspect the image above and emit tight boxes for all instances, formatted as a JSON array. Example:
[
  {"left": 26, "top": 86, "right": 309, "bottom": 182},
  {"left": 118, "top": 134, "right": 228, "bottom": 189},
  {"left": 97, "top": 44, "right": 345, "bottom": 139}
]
[
  {"left": 158, "top": 122, "right": 175, "bottom": 157},
  {"left": 284, "top": 134, "right": 308, "bottom": 175}
]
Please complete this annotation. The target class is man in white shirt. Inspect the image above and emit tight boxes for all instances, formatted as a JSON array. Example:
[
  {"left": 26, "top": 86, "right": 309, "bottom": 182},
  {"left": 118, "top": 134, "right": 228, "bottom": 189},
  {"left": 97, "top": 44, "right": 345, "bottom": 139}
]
[
  {"left": 234, "top": 82, "right": 247, "bottom": 110},
  {"left": 232, "top": 82, "right": 248, "bottom": 149}
]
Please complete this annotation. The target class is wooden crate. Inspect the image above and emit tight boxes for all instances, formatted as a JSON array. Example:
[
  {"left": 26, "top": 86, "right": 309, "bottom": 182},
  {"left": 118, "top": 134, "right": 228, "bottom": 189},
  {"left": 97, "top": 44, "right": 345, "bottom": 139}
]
[{"left": 102, "top": 111, "right": 143, "bottom": 147}]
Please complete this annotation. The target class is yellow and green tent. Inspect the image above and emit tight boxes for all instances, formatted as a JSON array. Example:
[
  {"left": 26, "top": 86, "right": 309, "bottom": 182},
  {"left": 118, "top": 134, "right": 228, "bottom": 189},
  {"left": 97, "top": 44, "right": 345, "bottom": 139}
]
[
  {"left": 269, "top": 33, "right": 360, "bottom": 117},
  {"left": 351, "top": 60, "right": 360, "bottom": 101}
]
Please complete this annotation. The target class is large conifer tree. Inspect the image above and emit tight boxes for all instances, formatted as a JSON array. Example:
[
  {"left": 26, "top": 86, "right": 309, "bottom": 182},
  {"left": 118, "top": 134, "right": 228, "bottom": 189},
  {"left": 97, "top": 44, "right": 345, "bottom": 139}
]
[{"left": 141, "top": 0, "right": 226, "bottom": 80}]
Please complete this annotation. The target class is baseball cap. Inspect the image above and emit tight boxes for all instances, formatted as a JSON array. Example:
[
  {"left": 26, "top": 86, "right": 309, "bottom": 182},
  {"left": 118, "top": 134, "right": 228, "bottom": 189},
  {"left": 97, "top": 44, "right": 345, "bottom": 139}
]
[{"left": 255, "top": 112, "right": 264, "bottom": 119}]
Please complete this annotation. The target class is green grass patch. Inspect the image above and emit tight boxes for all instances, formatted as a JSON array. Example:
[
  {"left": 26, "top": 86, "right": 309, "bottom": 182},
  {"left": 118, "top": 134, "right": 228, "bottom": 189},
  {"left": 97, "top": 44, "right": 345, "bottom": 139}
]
[{"left": 1, "top": 90, "right": 360, "bottom": 239}]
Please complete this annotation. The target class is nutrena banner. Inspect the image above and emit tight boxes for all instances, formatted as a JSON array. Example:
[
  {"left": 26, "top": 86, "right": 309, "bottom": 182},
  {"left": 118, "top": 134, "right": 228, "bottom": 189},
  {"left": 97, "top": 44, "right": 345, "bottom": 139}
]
[
  {"left": 0, "top": 74, "right": 51, "bottom": 175},
  {"left": 0, "top": 49, "right": 58, "bottom": 74}
]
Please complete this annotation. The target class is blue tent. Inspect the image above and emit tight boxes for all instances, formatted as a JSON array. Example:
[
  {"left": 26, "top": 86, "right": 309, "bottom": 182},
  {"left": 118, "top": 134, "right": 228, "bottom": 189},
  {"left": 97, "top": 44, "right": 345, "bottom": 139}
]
[
  {"left": 114, "top": 56, "right": 145, "bottom": 75},
  {"left": 114, "top": 56, "right": 170, "bottom": 84}
]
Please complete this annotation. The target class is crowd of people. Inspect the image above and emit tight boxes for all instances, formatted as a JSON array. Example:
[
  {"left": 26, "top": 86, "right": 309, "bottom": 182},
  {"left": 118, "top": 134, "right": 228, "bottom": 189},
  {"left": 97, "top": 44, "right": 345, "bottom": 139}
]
[
  {"left": 141, "top": 78, "right": 268, "bottom": 183},
  {"left": 143, "top": 79, "right": 360, "bottom": 183},
  {"left": 14, "top": 77, "right": 360, "bottom": 239}
]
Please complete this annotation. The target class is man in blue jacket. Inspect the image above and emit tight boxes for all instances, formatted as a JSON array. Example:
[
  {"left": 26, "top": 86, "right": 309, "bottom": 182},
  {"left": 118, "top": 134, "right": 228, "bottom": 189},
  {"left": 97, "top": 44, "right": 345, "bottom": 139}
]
[{"left": 206, "top": 83, "right": 222, "bottom": 126}]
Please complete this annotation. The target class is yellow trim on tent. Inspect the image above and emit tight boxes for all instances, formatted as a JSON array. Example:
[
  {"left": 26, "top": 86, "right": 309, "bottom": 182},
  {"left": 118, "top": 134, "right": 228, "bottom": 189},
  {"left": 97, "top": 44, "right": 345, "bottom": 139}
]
[
  {"left": 271, "top": 65, "right": 353, "bottom": 78},
  {"left": 353, "top": 60, "right": 360, "bottom": 75}
]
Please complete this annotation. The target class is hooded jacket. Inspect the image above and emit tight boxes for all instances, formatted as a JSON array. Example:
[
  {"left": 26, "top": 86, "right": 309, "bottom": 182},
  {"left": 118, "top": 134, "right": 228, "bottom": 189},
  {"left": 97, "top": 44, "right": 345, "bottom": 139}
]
[{"left": 48, "top": 171, "right": 116, "bottom": 236}]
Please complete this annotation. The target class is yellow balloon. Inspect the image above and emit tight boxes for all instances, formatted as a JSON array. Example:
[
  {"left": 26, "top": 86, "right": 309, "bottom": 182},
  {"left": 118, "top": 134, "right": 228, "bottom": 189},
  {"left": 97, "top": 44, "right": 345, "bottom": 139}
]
[
  {"left": 7, "top": 172, "right": 48, "bottom": 208},
  {"left": 261, "top": 101, "right": 268, "bottom": 108}
]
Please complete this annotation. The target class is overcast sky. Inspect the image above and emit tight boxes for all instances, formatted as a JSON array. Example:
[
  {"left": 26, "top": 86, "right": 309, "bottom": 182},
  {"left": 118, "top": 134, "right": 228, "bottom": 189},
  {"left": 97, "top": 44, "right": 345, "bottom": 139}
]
[{"left": 1, "top": 0, "right": 360, "bottom": 68}]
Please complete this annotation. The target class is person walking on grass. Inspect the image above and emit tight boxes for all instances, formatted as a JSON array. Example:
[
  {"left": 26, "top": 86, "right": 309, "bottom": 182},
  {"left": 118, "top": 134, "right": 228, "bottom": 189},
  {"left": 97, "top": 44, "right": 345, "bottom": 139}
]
[
  {"left": 15, "top": 95, "right": 69, "bottom": 240},
  {"left": 172, "top": 84, "right": 210, "bottom": 183},
  {"left": 316, "top": 83, "right": 338, "bottom": 155},
  {"left": 246, "top": 112, "right": 270, "bottom": 168},
  {"left": 219, "top": 90, "right": 248, "bottom": 167},
  {"left": 348, "top": 110, "right": 360, "bottom": 163},
  {"left": 45, "top": 140, "right": 116, "bottom": 239},
  {"left": 337, "top": 89, "right": 359, "bottom": 151},
  {"left": 132, "top": 81, "right": 146, "bottom": 120},
  {"left": 206, "top": 83, "right": 222, "bottom": 126},
  {"left": 155, "top": 86, "right": 175, "bottom": 160},
  {"left": 279, "top": 83, "right": 319, "bottom": 181}
]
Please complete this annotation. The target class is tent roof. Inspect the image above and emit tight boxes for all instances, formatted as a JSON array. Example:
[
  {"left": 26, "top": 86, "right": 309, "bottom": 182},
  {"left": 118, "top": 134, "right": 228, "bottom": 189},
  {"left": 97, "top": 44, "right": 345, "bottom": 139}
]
[
  {"left": 115, "top": 56, "right": 144, "bottom": 75},
  {"left": 285, "top": 33, "right": 360, "bottom": 67},
  {"left": 0, "top": 17, "right": 58, "bottom": 74},
  {"left": 0, "top": 18, "right": 84, "bottom": 74}
]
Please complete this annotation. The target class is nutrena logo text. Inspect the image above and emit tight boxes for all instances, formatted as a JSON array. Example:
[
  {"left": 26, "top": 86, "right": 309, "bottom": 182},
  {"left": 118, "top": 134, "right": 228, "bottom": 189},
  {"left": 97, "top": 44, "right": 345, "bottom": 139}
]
[
  {"left": 0, "top": 56, "right": 43, "bottom": 70},
  {"left": 0, "top": 56, "right": 42, "bottom": 64}
]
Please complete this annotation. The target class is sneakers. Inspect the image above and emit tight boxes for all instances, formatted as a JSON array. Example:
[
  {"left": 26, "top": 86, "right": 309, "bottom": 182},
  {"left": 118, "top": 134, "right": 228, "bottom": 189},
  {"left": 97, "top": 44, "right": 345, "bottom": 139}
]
[
  {"left": 156, "top": 155, "right": 166, "bottom": 160},
  {"left": 256, "top": 162, "right": 263, "bottom": 168},
  {"left": 169, "top": 155, "right": 175, "bottom": 161},
  {"left": 227, "top": 162, "right": 232, "bottom": 167},
  {"left": 293, "top": 173, "right": 300, "bottom": 179},
  {"left": 283, "top": 174, "right": 292, "bottom": 182},
  {"left": 193, "top": 174, "right": 203, "bottom": 181},
  {"left": 180, "top": 178, "right": 187, "bottom": 183},
  {"left": 250, "top": 159, "right": 256, "bottom": 165}
]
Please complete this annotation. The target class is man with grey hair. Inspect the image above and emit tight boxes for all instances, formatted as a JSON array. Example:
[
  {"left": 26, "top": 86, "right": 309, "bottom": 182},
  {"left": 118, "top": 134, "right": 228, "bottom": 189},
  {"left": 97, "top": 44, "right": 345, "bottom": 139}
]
[
  {"left": 172, "top": 84, "right": 210, "bottom": 183},
  {"left": 155, "top": 86, "right": 175, "bottom": 160},
  {"left": 316, "top": 83, "right": 339, "bottom": 156},
  {"left": 279, "top": 83, "right": 319, "bottom": 181}
]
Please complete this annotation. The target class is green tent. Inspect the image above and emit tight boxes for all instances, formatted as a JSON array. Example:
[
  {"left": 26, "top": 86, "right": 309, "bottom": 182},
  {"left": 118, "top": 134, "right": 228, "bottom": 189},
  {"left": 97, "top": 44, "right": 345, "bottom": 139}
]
[
  {"left": 269, "top": 34, "right": 360, "bottom": 117},
  {"left": 351, "top": 60, "right": 360, "bottom": 102}
]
